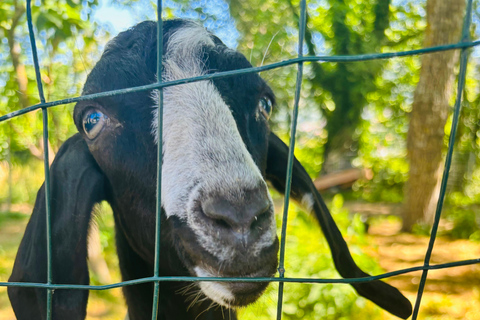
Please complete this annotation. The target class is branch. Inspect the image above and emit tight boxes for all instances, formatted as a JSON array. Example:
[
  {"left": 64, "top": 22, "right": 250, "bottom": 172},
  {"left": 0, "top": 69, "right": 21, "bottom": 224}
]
[
  {"left": 373, "top": 0, "right": 392, "bottom": 44},
  {"left": 6, "top": 1, "right": 29, "bottom": 109},
  {"left": 10, "top": 123, "right": 55, "bottom": 165}
]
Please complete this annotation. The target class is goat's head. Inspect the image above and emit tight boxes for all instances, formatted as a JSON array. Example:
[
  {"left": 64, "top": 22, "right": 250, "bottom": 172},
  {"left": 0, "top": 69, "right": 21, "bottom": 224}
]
[{"left": 74, "top": 20, "right": 278, "bottom": 307}]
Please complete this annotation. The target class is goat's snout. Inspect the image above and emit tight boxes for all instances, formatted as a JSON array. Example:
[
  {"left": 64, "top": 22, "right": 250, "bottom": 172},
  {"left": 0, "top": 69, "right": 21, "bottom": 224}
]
[{"left": 201, "top": 188, "right": 273, "bottom": 247}]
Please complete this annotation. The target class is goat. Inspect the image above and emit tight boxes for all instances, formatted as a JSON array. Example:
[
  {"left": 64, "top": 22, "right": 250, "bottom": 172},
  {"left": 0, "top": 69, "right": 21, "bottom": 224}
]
[{"left": 8, "top": 19, "right": 412, "bottom": 320}]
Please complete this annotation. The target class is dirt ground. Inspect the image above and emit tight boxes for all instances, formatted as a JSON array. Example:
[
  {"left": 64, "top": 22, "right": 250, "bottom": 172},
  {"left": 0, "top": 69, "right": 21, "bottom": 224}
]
[{"left": 365, "top": 219, "right": 480, "bottom": 320}]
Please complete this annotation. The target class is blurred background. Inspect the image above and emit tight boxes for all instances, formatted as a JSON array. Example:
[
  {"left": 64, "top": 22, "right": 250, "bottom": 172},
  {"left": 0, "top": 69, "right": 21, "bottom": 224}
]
[{"left": 1, "top": 0, "right": 480, "bottom": 319}]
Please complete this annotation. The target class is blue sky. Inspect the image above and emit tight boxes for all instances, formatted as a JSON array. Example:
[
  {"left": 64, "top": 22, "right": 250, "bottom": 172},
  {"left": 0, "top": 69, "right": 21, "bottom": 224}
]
[
  {"left": 92, "top": 0, "right": 240, "bottom": 48},
  {"left": 94, "top": 3, "right": 137, "bottom": 32}
]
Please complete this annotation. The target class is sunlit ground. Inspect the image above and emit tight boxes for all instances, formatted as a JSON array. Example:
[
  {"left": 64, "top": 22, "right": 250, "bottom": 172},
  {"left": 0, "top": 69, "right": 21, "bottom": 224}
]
[{"left": 1, "top": 205, "right": 479, "bottom": 320}]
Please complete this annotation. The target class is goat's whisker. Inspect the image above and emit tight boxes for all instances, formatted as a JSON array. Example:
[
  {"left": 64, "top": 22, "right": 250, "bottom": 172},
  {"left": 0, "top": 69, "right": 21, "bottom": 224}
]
[{"left": 260, "top": 31, "right": 280, "bottom": 68}]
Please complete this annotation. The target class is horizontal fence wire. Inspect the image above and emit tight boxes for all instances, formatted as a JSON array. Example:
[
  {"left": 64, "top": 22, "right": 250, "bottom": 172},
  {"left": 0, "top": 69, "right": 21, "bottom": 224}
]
[
  {"left": 2, "top": 40, "right": 480, "bottom": 123},
  {"left": 2, "top": 258, "right": 480, "bottom": 289},
  {"left": 0, "top": 0, "right": 478, "bottom": 319}
]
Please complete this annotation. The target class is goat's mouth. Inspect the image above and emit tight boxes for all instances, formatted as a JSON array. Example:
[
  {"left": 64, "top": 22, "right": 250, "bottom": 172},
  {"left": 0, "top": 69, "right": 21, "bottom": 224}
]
[
  {"left": 180, "top": 236, "right": 279, "bottom": 308},
  {"left": 168, "top": 214, "right": 279, "bottom": 307},
  {"left": 194, "top": 266, "right": 275, "bottom": 308}
]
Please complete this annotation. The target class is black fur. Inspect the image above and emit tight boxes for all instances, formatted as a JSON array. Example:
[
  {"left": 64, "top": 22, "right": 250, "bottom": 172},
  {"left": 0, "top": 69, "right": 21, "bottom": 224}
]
[{"left": 9, "top": 20, "right": 412, "bottom": 320}]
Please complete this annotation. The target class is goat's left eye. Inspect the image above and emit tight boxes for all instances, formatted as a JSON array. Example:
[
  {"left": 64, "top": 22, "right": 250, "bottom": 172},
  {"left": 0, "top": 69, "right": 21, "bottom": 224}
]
[
  {"left": 258, "top": 97, "right": 273, "bottom": 120},
  {"left": 83, "top": 110, "right": 108, "bottom": 139}
]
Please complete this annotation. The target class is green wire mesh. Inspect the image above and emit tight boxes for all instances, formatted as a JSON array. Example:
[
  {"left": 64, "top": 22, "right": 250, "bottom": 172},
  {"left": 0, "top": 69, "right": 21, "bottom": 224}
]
[{"left": 0, "top": 0, "right": 478, "bottom": 319}]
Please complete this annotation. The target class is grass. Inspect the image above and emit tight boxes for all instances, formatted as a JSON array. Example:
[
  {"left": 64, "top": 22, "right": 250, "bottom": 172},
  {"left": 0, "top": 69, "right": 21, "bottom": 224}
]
[
  {"left": 0, "top": 211, "right": 30, "bottom": 320},
  {"left": 0, "top": 209, "right": 127, "bottom": 320}
]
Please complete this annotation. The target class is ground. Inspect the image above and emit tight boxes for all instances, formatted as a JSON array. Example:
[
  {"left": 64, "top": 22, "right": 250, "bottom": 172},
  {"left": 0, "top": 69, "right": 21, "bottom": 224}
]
[
  {"left": 0, "top": 210, "right": 479, "bottom": 320},
  {"left": 366, "top": 218, "right": 480, "bottom": 320},
  {"left": 0, "top": 212, "right": 127, "bottom": 320}
]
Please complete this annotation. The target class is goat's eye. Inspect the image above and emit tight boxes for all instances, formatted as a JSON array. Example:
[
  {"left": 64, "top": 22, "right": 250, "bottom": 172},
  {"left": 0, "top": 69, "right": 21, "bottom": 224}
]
[
  {"left": 258, "top": 97, "right": 273, "bottom": 120},
  {"left": 82, "top": 110, "right": 108, "bottom": 139}
]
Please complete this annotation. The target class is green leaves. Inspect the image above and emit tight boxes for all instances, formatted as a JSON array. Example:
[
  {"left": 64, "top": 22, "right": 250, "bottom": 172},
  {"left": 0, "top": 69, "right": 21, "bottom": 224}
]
[{"left": 0, "top": 0, "right": 107, "bottom": 207}]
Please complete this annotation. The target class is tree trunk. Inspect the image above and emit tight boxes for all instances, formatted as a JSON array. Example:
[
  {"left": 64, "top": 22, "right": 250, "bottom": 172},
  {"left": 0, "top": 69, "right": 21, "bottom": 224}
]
[{"left": 402, "top": 0, "right": 466, "bottom": 232}]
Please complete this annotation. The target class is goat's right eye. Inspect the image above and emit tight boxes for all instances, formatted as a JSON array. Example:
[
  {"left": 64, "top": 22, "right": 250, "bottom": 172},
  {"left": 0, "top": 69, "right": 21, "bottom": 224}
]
[
  {"left": 83, "top": 110, "right": 108, "bottom": 139},
  {"left": 258, "top": 97, "right": 273, "bottom": 120}
]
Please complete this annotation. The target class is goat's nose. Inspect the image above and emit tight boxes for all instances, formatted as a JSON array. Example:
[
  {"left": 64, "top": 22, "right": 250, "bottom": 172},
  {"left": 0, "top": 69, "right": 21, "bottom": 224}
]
[{"left": 201, "top": 189, "right": 272, "bottom": 236}]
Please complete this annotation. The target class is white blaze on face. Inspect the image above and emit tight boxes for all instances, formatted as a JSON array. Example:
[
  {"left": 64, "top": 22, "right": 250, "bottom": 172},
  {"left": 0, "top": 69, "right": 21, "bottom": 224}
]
[{"left": 151, "top": 22, "right": 276, "bottom": 260}]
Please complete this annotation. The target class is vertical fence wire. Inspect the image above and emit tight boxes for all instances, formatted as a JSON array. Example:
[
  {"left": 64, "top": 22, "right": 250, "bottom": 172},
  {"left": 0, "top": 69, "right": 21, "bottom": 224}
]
[
  {"left": 411, "top": 0, "right": 473, "bottom": 318},
  {"left": 25, "top": 1, "right": 53, "bottom": 319},
  {"left": 151, "top": 0, "right": 165, "bottom": 319},
  {"left": 275, "top": 0, "right": 307, "bottom": 319}
]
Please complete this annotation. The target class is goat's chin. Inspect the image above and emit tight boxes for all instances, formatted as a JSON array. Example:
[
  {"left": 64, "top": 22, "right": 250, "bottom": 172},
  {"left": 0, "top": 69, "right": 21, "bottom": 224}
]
[{"left": 194, "top": 267, "right": 270, "bottom": 308}]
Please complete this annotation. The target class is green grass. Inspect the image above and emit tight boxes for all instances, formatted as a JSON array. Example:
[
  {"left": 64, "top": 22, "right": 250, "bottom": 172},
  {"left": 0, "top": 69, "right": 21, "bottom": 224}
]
[{"left": 0, "top": 211, "right": 29, "bottom": 320}]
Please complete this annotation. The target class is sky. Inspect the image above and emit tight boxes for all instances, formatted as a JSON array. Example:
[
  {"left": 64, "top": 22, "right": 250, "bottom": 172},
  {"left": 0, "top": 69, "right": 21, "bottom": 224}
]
[
  {"left": 94, "top": 3, "right": 137, "bottom": 32},
  {"left": 92, "top": 0, "right": 240, "bottom": 49}
]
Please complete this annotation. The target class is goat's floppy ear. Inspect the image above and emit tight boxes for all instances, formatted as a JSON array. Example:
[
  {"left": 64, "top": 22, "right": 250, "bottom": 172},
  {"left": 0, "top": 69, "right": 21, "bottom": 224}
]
[
  {"left": 8, "top": 134, "right": 106, "bottom": 320},
  {"left": 266, "top": 132, "right": 412, "bottom": 319}
]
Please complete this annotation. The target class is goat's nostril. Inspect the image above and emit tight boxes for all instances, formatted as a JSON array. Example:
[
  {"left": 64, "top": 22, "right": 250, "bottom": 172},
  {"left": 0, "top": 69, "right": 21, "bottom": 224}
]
[
  {"left": 202, "top": 198, "right": 238, "bottom": 229},
  {"left": 250, "top": 206, "right": 271, "bottom": 230},
  {"left": 201, "top": 193, "right": 272, "bottom": 235},
  {"left": 213, "top": 216, "right": 233, "bottom": 230}
]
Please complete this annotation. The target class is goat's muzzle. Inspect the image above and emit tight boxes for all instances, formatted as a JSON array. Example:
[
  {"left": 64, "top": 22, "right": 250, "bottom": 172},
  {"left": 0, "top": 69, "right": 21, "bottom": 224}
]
[{"left": 181, "top": 184, "right": 278, "bottom": 307}]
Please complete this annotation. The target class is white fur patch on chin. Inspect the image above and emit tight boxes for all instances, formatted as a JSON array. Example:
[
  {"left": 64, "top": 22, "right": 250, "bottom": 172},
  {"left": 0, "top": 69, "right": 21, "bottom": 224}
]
[{"left": 194, "top": 267, "right": 235, "bottom": 307}]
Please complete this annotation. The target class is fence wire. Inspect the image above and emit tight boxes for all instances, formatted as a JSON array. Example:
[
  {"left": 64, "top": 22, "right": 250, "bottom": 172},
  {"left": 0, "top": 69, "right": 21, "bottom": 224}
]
[{"left": 0, "top": 0, "right": 478, "bottom": 319}]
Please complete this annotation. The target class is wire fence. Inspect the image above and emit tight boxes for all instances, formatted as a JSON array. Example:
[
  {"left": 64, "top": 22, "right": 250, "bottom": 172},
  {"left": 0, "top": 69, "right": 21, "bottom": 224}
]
[{"left": 0, "top": 0, "right": 479, "bottom": 319}]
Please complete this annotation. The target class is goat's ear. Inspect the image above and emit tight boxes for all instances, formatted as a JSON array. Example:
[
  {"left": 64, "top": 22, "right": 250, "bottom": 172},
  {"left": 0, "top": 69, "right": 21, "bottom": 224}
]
[
  {"left": 266, "top": 132, "right": 412, "bottom": 319},
  {"left": 8, "top": 134, "right": 106, "bottom": 320}
]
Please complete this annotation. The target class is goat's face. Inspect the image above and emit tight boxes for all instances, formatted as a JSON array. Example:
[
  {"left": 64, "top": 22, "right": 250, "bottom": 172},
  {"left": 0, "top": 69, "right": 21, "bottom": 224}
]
[{"left": 74, "top": 20, "right": 278, "bottom": 307}]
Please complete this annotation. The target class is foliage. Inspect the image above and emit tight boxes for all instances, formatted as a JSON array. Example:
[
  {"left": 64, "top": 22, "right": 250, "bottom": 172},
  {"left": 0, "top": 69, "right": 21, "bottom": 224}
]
[
  {"left": 240, "top": 194, "right": 385, "bottom": 319},
  {"left": 1, "top": 0, "right": 109, "bottom": 146},
  {"left": 229, "top": 0, "right": 425, "bottom": 173},
  {"left": 446, "top": 207, "right": 480, "bottom": 240},
  {"left": 225, "top": 0, "right": 430, "bottom": 202},
  {"left": 0, "top": 161, "right": 44, "bottom": 204},
  {"left": 441, "top": 192, "right": 480, "bottom": 241},
  {"left": 410, "top": 191, "right": 480, "bottom": 240},
  {"left": 0, "top": 0, "right": 109, "bottom": 206}
]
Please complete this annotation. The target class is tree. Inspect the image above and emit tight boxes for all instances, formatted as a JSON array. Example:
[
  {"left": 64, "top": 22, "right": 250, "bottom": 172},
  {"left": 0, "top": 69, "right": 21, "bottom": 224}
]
[
  {"left": 229, "top": 0, "right": 397, "bottom": 173},
  {"left": 402, "top": 0, "right": 467, "bottom": 231},
  {"left": 0, "top": 0, "right": 105, "bottom": 205}
]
